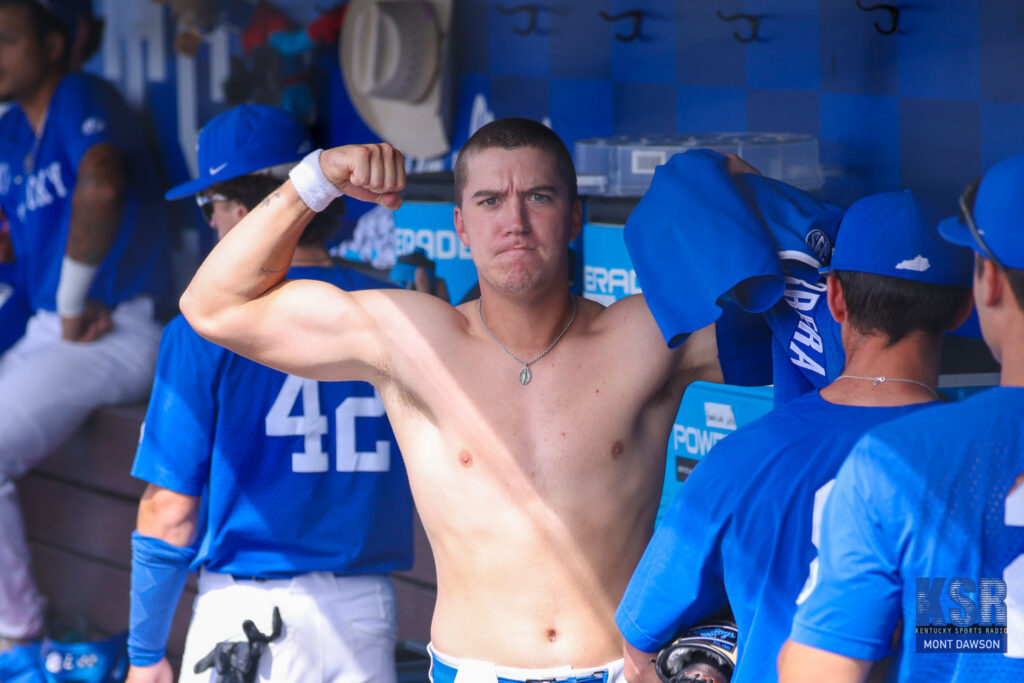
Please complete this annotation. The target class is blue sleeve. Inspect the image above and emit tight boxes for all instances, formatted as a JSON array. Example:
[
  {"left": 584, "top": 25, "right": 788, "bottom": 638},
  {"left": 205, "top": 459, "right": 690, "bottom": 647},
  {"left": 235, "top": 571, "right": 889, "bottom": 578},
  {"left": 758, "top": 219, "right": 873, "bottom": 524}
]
[
  {"left": 131, "top": 317, "right": 223, "bottom": 495},
  {"left": 789, "top": 435, "right": 903, "bottom": 661},
  {"left": 624, "top": 149, "right": 784, "bottom": 348},
  {"left": 53, "top": 75, "right": 125, "bottom": 171},
  {"left": 616, "top": 452, "right": 731, "bottom": 653}
]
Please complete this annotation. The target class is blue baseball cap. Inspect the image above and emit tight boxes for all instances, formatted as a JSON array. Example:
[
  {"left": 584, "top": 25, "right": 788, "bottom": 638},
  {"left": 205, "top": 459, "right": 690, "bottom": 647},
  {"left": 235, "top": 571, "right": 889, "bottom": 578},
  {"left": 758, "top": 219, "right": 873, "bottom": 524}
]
[
  {"left": 938, "top": 152, "right": 1024, "bottom": 271},
  {"left": 821, "top": 190, "right": 972, "bottom": 286},
  {"left": 35, "top": 0, "right": 91, "bottom": 39},
  {"left": 165, "top": 104, "right": 314, "bottom": 200}
]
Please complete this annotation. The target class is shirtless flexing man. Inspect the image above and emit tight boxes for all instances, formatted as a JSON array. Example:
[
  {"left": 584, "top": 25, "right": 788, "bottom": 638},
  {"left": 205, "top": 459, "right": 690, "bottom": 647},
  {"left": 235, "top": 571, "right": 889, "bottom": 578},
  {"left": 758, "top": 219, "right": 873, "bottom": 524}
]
[{"left": 180, "top": 118, "right": 721, "bottom": 681}]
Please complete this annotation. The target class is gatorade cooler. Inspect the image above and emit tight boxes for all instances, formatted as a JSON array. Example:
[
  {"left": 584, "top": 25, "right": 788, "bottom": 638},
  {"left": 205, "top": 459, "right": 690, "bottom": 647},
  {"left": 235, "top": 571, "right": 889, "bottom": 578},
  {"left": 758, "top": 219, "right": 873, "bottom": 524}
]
[{"left": 581, "top": 197, "right": 641, "bottom": 306}]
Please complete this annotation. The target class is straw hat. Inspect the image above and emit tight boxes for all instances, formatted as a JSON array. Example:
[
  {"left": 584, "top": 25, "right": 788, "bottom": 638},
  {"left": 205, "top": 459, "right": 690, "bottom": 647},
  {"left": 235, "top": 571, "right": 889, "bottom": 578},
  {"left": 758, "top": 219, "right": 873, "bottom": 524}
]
[{"left": 340, "top": 0, "right": 452, "bottom": 159}]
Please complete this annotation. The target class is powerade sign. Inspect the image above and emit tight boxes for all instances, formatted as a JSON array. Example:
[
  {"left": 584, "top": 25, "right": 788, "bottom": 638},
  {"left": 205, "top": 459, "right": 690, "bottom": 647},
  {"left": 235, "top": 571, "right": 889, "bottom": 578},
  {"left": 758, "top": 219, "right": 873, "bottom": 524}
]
[
  {"left": 916, "top": 577, "right": 1008, "bottom": 653},
  {"left": 394, "top": 200, "right": 478, "bottom": 305},
  {"left": 657, "top": 382, "right": 774, "bottom": 524},
  {"left": 582, "top": 222, "right": 641, "bottom": 306}
]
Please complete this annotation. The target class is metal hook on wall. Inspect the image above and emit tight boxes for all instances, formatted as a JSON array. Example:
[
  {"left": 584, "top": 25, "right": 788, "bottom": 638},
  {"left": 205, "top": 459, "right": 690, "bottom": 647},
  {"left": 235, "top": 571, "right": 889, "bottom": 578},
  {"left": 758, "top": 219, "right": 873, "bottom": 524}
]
[
  {"left": 496, "top": 4, "right": 541, "bottom": 37},
  {"left": 715, "top": 10, "right": 760, "bottom": 44},
  {"left": 855, "top": 0, "right": 899, "bottom": 35},
  {"left": 599, "top": 10, "right": 644, "bottom": 43}
]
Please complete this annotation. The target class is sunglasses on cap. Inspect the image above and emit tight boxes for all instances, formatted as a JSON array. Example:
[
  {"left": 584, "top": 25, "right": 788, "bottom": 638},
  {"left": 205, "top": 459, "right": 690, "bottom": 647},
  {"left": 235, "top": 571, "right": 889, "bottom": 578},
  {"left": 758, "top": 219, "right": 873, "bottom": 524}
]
[
  {"left": 196, "top": 192, "right": 230, "bottom": 222},
  {"left": 959, "top": 178, "right": 1003, "bottom": 269}
]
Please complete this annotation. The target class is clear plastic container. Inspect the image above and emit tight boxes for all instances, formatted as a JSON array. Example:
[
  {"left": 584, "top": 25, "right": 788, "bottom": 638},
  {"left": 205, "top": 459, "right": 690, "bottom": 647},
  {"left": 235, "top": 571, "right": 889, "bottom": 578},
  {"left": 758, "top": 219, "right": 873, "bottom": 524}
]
[{"left": 574, "top": 132, "right": 823, "bottom": 196}]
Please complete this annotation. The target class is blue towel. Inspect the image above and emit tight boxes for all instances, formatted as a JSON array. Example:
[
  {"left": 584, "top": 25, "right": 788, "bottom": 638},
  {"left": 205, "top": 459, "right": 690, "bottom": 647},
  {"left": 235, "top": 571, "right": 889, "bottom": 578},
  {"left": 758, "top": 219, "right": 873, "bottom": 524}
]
[
  {"left": 624, "top": 149, "right": 784, "bottom": 348},
  {"left": 625, "top": 148, "right": 847, "bottom": 397},
  {"left": 737, "top": 173, "right": 844, "bottom": 281}
]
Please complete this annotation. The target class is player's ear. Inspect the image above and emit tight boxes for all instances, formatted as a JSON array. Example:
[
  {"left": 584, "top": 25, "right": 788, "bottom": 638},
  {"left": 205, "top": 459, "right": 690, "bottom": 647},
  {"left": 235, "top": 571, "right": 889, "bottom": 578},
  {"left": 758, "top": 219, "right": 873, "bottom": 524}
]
[
  {"left": 947, "top": 288, "right": 976, "bottom": 331},
  {"left": 44, "top": 30, "right": 66, "bottom": 66},
  {"left": 569, "top": 198, "right": 582, "bottom": 242},
  {"left": 454, "top": 205, "right": 470, "bottom": 248},
  {"left": 826, "top": 274, "right": 847, "bottom": 324},
  {"left": 976, "top": 257, "right": 1005, "bottom": 310}
]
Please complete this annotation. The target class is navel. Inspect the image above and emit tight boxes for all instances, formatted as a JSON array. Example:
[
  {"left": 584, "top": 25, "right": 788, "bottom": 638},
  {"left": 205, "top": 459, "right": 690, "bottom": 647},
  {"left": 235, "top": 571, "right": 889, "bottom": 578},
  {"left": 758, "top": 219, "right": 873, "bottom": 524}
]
[
  {"left": 611, "top": 440, "right": 624, "bottom": 460},
  {"left": 458, "top": 449, "right": 473, "bottom": 468},
  {"left": 546, "top": 628, "right": 558, "bottom": 642}
]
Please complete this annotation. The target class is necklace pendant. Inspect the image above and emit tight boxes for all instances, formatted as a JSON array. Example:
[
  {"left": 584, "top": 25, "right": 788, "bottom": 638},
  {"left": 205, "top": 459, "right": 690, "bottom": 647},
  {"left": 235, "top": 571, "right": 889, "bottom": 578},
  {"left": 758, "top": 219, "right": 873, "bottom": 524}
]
[{"left": 519, "top": 366, "right": 532, "bottom": 385}]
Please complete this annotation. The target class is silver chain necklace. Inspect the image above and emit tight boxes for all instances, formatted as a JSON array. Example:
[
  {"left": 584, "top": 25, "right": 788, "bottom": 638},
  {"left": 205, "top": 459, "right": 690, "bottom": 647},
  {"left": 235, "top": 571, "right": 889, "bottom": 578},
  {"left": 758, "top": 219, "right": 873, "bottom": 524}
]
[
  {"left": 836, "top": 374, "right": 940, "bottom": 400},
  {"left": 478, "top": 296, "right": 577, "bottom": 385}
]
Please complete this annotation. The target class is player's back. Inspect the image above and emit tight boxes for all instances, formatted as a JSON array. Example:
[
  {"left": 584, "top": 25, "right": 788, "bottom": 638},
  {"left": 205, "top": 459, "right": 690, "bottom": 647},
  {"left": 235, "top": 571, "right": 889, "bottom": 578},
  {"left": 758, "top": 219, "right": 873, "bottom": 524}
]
[
  {"left": 133, "top": 265, "right": 413, "bottom": 577},
  {"left": 618, "top": 389, "right": 928, "bottom": 683},
  {"left": 850, "top": 387, "right": 1024, "bottom": 681}
]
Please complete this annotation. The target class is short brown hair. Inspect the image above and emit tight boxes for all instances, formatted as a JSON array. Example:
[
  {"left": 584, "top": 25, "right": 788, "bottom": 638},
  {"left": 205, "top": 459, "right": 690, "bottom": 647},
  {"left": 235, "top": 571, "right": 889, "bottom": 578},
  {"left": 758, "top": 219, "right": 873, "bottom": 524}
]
[
  {"left": 454, "top": 118, "right": 577, "bottom": 206},
  {"left": 834, "top": 270, "right": 971, "bottom": 345},
  {"left": 208, "top": 175, "right": 344, "bottom": 246}
]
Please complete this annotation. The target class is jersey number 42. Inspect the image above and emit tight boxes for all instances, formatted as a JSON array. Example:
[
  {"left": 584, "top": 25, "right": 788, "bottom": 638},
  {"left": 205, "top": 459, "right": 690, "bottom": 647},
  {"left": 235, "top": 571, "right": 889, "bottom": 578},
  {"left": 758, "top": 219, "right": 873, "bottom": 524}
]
[{"left": 265, "top": 375, "right": 390, "bottom": 473}]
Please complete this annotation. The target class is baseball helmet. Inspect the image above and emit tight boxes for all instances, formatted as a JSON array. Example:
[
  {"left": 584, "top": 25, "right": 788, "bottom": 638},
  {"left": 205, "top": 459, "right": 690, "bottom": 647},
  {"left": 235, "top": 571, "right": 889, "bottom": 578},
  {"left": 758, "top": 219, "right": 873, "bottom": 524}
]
[{"left": 655, "top": 620, "right": 739, "bottom": 683}]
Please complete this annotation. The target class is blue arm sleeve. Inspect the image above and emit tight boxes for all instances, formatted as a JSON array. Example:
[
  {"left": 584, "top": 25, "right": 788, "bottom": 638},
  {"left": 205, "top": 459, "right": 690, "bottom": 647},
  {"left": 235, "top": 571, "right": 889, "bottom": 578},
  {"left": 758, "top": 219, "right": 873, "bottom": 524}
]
[
  {"left": 789, "top": 436, "right": 904, "bottom": 661},
  {"left": 128, "top": 531, "right": 197, "bottom": 666},
  {"left": 616, "top": 452, "right": 731, "bottom": 652}
]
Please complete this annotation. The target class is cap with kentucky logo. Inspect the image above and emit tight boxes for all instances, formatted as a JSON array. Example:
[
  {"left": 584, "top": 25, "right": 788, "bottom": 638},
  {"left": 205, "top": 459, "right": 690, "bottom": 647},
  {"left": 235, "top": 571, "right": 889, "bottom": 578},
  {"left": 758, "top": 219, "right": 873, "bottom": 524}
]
[
  {"left": 938, "top": 152, "right": 1024, "bottom": 271},
  {"left": 821, "top": 189, "right": 973, "bottom": 287},
  {"left": 165, "top": 104, "right": 314, "bottom": 200}
]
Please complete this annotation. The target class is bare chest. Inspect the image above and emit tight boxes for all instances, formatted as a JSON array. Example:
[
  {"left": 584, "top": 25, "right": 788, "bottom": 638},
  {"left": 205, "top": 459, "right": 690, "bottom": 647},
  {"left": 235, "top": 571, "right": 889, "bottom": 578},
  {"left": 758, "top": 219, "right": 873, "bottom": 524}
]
[{"left": 387, "top": 342, "right": 671, "bottom": 500}]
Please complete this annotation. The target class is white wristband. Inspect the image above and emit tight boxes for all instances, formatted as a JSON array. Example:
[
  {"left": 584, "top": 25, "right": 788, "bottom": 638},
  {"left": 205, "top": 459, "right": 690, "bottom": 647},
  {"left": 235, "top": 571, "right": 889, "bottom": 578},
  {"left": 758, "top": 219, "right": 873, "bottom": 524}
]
[
  {"left": 288, "top": 149, "right": 343, "bottom": 212},
  {"left": 56, "top": 256, "right": 99, "bottom": 317}
]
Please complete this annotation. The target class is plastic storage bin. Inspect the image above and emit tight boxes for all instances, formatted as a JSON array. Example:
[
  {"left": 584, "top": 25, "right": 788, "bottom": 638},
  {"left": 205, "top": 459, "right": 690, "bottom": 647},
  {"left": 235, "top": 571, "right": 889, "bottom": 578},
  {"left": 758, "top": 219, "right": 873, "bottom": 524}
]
[{"left": 574, "top": 132, "right": 824, "bottom": 196}]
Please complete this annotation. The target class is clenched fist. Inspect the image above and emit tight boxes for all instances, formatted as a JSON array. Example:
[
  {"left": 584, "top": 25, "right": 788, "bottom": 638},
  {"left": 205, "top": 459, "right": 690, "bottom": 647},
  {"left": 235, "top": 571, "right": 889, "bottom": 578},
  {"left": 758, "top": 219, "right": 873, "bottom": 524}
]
[{"left": 319, "top": 143, "right": 406, "bottom": 210}]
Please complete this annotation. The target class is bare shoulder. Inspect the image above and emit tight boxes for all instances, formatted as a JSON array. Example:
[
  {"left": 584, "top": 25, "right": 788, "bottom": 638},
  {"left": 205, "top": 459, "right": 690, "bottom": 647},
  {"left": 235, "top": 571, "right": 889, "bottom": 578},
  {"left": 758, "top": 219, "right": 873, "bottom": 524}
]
[
  {"left": 592, "top": 294, "right": 722, "bottom": 385},
  {"left": 339, "top": 286, "right": 470, "bottom": 362},
  {"left": 589, "top": 294, "right": 671, "bottom": 349}
]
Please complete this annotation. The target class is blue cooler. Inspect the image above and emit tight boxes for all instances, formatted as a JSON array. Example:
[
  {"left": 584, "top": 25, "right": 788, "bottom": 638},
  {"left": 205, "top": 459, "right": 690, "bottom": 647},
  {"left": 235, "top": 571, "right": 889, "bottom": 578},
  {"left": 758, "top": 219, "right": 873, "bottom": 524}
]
[
  {"left": 658, "top": 381, "right": 774, "bottom": 524},
  {"left": 581, "top": 198, "right": 641, "bottom": 306}
]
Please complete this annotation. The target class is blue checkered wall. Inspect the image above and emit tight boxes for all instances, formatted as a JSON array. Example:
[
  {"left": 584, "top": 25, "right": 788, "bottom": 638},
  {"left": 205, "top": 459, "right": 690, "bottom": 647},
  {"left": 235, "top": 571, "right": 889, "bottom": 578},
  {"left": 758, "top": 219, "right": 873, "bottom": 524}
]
[{"left": 452, "top": 0, "right": 1024, "bottom": 213}]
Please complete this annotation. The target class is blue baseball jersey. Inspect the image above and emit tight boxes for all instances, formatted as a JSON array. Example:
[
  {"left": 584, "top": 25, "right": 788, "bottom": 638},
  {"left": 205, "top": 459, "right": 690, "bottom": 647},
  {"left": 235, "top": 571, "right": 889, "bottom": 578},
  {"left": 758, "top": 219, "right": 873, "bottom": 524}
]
[
  {"left": 0, "top": 260, "right": 28, "bottom": 354},
  {"left": 616, "top": 391, "right": 928, "bottom": 683},
  {"left": 624, "top": 149, "right": 784, "bottom": 349},
  {"left": 131, "top": 265, "right": 413, "bottom": 577},
  {"left": 624, "top": 149, "right": 844, "bottom": 392},
  {"left": 763, "top": 276, "right": 843, "bottom": 405},
  {"left": 791, "top": 387, "right": 1024, "bottom": 681},
  {"left": 0, "top": 73, "right": 170, "bottom": 313}
]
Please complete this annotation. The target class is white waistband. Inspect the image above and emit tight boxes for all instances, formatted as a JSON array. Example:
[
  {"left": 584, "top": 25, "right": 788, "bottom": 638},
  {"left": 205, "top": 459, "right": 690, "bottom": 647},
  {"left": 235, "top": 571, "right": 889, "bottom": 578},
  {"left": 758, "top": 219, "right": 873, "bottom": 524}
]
[
  {"left": 197, "top": 569, "right": 390, "bottom": 595},
  {"left": 428, "top": 642, "right": 623, "bottom": 681}
]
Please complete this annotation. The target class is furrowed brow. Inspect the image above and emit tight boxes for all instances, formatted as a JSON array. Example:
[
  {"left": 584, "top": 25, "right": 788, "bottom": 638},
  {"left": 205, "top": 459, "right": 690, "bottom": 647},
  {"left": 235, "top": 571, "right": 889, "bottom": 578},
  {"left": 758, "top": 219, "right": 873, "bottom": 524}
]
[{"left": 523, "top": 185, "right": 559, "bottom": 196}]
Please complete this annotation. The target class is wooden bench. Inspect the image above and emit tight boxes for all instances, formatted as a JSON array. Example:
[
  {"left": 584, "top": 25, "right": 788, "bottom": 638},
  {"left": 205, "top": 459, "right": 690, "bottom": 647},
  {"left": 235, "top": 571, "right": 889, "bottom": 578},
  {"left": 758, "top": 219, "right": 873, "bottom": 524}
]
[{"left": 22, "top": 403, "right": 437, "bottom": 671}]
